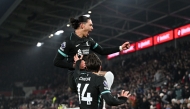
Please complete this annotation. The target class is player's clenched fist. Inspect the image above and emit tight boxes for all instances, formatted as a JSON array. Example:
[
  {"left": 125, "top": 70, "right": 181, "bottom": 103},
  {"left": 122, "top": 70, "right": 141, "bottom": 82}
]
[{"left": 120, "top": 42, "right": 130, "bottom": 50}]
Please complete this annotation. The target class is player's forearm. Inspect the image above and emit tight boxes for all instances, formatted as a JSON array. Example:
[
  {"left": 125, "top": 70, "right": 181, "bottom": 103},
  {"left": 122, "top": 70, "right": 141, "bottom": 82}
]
[
  {"left": 53, "top": 53, "right": 74, "bottom": 69},
  {"left": 93, "top": 46, "right": 120, "bottom": 55},
  {"left": 102, "top": 93, "right": 127, "bottom": 106}
]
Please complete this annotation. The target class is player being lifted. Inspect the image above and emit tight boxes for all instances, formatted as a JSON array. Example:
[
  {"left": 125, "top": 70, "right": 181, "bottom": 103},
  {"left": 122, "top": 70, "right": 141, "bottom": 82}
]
[
  {"left": 73, "top": 53, "right": 131, "bottom": 109},
  {"left": 53, "top": 14, "right": 130, "bottom": 92}
]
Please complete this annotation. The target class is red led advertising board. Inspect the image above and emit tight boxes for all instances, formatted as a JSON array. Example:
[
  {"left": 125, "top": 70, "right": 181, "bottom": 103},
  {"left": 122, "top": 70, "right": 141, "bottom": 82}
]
[
  {"left": 174, "top": 24, "right": 190, "bottom": 38},
  {"left": 107, "top": 52, "right": 120, "bottom": 59},
  {"left": 120, "top": 43, "right": 136, "bottom": 54},
  {"left": 136, "top": 37, "right": 153, "bottom": 50},
  {"left": 153, "top": 30, "right": 173, "bottom": 45}
]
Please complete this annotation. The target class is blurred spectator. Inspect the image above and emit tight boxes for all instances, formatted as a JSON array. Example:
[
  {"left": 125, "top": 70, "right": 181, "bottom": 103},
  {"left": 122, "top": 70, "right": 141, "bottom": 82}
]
[
  {"left": 140, "top": 97, "right": 151, "bottom": 109},
  {"left": 154, "top": 70, "right": 165, "bottom": 82}
]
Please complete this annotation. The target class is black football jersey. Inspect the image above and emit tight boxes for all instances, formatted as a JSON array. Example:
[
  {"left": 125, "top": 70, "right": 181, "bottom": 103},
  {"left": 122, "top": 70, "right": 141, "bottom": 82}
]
[
  {"left": 53, "top": 32, "right": 120, "bottom": 70},
  {"left": 59, "top": 33, "right": 97, "bottom": 63},
  {"left": 73, "top": 60, "right": 127, "bottom": 109},
  {"left": 76, "top": 72, "right": 110, "bottom": 109}
]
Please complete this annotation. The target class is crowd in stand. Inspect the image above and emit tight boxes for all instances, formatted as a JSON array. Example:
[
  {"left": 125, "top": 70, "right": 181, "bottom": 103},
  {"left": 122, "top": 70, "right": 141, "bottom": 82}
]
[
  {"left": 0, "top": 41, "right": 190, "bottom": 109},
  {"left": 104, "top": 41, "right": 190, "bottom": 109}
]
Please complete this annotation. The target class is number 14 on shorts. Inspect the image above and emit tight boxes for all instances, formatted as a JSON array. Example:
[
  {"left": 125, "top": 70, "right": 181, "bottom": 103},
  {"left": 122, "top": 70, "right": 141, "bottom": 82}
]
[{"left": 77, "top": 83, "right": 93, "bottom": 105}]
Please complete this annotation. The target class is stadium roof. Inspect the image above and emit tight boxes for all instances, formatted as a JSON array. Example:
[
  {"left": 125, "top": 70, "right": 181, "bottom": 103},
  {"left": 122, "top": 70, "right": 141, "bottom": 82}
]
[{"left": 0, "top": 0, "right": 190, "bottom": 49}]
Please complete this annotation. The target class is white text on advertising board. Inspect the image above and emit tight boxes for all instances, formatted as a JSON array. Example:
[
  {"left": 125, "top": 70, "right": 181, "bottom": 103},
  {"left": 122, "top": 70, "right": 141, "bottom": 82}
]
[
  {"left": 138, "top": 40, "right": 150, "bottom": 48},
  {"left": 157, "top": 34, "right": 170, "bottom": 43},
  {"left": 178, "top": 27, "right": 190, "bottom": 36}
]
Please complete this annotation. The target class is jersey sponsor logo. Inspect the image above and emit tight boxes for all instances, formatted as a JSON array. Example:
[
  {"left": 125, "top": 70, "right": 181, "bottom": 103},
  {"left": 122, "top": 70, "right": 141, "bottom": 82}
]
[
  {"left": 103, "top": 80, "right": 109, "bottom": 90},
  {"left": 82, "top": 49, "right": 90, "bottom": 55},
  {"left": 79, "top": 77, "right": 91, "bottom": 81}
]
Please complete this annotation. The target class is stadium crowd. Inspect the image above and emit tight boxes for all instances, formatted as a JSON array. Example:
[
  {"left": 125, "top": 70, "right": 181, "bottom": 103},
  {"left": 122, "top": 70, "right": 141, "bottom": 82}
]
[
  {"left": 0, "top": 41, "right": 190, "bottom": 109},
  {"left": 105, "top": 41, "right": 190, "bottom": 109}
]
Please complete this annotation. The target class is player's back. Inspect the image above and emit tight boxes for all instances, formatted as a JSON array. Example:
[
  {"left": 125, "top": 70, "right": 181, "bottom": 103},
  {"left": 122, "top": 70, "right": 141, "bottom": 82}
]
[{"left": 76, "top": 72, "right": 106, "bottom": 109}]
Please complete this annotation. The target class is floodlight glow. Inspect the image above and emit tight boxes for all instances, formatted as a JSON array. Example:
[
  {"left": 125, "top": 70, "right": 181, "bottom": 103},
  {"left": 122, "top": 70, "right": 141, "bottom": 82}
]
[
  {"left": 83, "top": 14, "right": 90, "bottom": 18},
  {"left": 36, "top": 42, "right": 44, "bottom": 47},
  {"left": 49, "top": 34, "right": 54, "bottom": 38},
  {"left": 67, "top": 24, "right": 70, "bottom": 27},
  {"left": 55, "top": 30, "right": 64, "bottom": 35},
  {"left": 88, "top": 11, "right": 91, "bottom": 14}
]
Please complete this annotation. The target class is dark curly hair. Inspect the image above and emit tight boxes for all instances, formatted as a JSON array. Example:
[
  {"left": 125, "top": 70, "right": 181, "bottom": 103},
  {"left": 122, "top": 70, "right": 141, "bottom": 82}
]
[{"left": 83, "top": 53, "right": 102, "bottom": 72}]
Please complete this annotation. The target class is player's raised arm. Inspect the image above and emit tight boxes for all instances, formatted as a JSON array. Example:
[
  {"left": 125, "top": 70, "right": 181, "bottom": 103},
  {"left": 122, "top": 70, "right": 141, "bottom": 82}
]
[
  {"left": 90, "top": 37, "right": 130, "bottom": 55},
  {"left": 102, "top": 90, "right": 131, "bottom": 106},
  {"left": 97, "top": 76, "right": 131, "bottom": 106}
]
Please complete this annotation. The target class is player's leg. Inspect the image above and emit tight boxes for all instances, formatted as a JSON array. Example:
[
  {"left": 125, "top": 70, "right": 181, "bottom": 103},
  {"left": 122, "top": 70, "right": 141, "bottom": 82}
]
[
  {"left": 99, "top": 71, "right": 114, "bottom": 109},
  {"left": 104, "top": 71, "right": 114, "bottom": 89},
  {"left": 97, "top": 71, "right": 114, "bottom": 89},
  {"left": 68, "top": 70, "right": 77, "bottom": 93}
]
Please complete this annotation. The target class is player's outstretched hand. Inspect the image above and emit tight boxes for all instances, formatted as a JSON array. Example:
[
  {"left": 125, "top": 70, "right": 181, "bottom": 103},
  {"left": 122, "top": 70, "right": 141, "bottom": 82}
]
[
  {"left": 118, "top": 90, "right": 131, "bottom": 98},
  {"left": 121, "top": 42, "right": 130, "bottom": 50}
]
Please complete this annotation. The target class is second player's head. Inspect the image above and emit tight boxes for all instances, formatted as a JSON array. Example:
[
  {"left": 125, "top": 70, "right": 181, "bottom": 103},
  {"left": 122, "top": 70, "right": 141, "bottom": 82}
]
[
  {"left": 83, "top": 53, "right": 101, "bottom": 73},
  {"left": 70, "top": 14, "right": 93, "bottom": 37}
]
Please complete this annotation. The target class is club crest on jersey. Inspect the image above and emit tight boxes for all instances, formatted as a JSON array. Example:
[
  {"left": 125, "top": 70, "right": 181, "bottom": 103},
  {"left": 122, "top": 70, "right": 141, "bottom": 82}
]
[
  {"left": 103, "top": 80, "right": 109, "bottom": 89},
  {"left": 78, "top": 49, "right": 83, "bottom": 56},
  {"left": 86, "top": 41, "right": 90, "bottom": 46}
]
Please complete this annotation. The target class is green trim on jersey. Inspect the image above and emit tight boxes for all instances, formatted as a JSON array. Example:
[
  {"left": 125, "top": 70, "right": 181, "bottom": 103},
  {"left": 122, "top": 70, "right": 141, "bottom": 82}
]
[
  {"left": 98, "top": 90, "right": 111, "bottom": 107},
  {"left": 58, "top": 49, "right": 68, "bottom": 57},
  {"left": 93, "top": 43, "right": 98, "bottom": 49},
  {"left": 98, "top": 95, "right": 101, "bottom": 107},
  {"left": 101, "top": 90, "right": 111, "bottom": 95}
]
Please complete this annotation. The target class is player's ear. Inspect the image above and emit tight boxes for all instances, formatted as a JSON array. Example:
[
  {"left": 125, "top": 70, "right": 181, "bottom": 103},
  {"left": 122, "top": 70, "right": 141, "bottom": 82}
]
[{"left": 80, "top": 23, "right": 85, "bottom": 29}]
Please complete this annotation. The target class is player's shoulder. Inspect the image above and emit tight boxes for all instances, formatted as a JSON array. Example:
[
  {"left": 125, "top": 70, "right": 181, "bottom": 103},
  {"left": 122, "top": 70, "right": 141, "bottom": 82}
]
[
  {"left": 91, "top": 73, "right": 105, "bottom": 82},
  {"left": 64, "top": 35, "right": 72, "bottom": 41},
  {"left": 59, "top": 34, "right": 73, "bottom": 47},
  {"left": 90, "top": 72, "right": 103, "bottom": 77},
  {"left": 62, "top": 32, "right": 77, "bottom": 41},
  {"left": 87, "top": 36, "right": 95, "bottom": 42}
]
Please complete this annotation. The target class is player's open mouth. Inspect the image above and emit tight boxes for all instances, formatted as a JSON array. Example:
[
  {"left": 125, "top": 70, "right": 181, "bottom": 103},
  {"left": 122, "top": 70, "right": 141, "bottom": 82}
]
[{"left": 88, "top": 30, "right": 92, "bottom": 35}]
